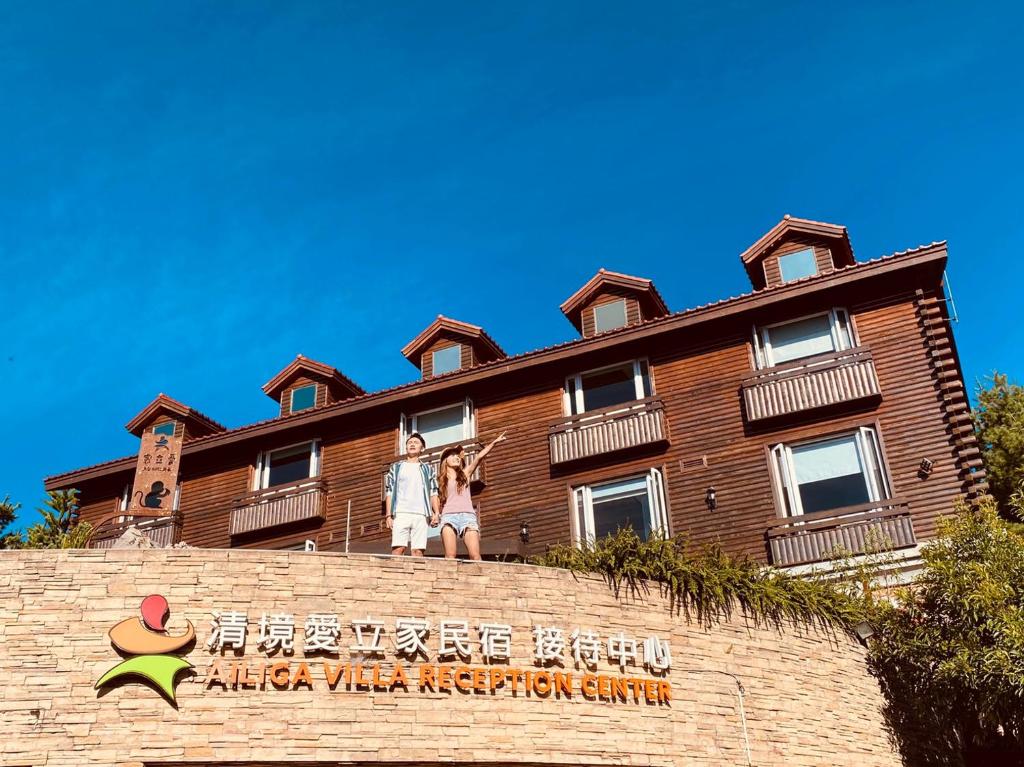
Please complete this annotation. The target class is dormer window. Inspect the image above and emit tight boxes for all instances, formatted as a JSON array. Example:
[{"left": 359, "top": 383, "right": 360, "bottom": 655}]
[
  {"left": 152, "top": 422, "right": 176, "bottom": 436},
  {"left": 593, "top": 299, "right": 628, "bottom": 334},
  {"left": 431, "top": 344, "right": 462, "bottom": 375},
  {"left": 778, "top": 248, "right": 818, "bottom": 283},
  {"left": 290, "top": 384, "right": 317, "bottom": 413}
]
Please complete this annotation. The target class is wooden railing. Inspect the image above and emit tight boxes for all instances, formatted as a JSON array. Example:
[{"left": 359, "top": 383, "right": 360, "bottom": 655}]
[
  {"left": 766, "top": 499, "right": 916, "bottom": 567},
  {"left": 230, "top": 479, "right": 326, "bottom": 537},
  {"left": 548, "top": 397, "right": 668, "bottom": 465},
  {"left": 742, "top": 346, "right": 881, "bottom": 422},
  {"left": 380, "top": 439, "right": 485, "bottom": 499},
  {"left": 89, "top": 514, "right": 181, "bottom": 548}
]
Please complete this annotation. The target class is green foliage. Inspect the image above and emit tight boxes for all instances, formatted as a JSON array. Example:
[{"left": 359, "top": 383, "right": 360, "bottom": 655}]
[
  {"left": 973, "top": 373, "right": 1024, "bottom": 521},
  {"left": 0, "top": 494, "right": 24, "bottom": 549},
  {"left": 532, "top": 528, "right": 865, "bottom": 632},
  {"left": 21, "top": 489, "right": 93, "bottom": 549},
  {"left": 868, "top": 496, "right": 1024, "bottom": 765}
]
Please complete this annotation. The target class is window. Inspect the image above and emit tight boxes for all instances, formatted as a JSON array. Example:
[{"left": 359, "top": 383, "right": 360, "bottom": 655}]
[
  {"left": 771, "top": 426, "right": 890, "bottom": 518},
  {"left": 400, "top": 398, "right": 475, "bottom": 451},
  {"left": 778, "top": 248, "right": 818, "bottom": 283},
  {"left": 290, "top": 384, "right": 317, "bottom": 413},
  {"left": 152, "top": 422, "right": 176, "bottom": 436},
  {"left": 572, "top": 469, "right": 667, "bottom": 545},
  {"left": 278, "top": 539, "right": 317, "bottom": 552},
  {"left": 593, "top": 299, "right": 628, "bottom": 333},
  {"left": 431, "top": 345, "right": 462, "bottom": 375},
  {"left": 564, "top": 360, "right": 652, "bottom": 416},
  {"left": 753, "top": 308, "right": 853, "bottom": 368},
  {"left": 255, "top": 441, "right": 321, "bottom": 489}
]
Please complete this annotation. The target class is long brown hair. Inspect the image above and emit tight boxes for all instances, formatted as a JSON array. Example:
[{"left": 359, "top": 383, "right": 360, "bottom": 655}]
[{"left": 438, "top": 447, "right": 468, "bottom": 507}]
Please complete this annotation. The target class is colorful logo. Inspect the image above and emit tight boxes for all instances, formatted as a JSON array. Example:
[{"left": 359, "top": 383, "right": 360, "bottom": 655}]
[{"left": 95, "top": 594, "right": 195, "bottom": 702}]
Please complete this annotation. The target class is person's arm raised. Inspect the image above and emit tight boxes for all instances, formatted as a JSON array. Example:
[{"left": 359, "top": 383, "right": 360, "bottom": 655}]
[{"left": 465, "top": 431, "right": 507, "bottom": 478}]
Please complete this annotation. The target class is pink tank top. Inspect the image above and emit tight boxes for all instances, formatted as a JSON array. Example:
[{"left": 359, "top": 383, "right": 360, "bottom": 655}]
[{"left": 442, "top": 477, "right": 475, "bottom": 515}]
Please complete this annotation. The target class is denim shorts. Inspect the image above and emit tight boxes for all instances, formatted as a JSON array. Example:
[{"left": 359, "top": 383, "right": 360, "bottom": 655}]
[{"left": 440, "top": 512, "right": 480, "bottom": 537}]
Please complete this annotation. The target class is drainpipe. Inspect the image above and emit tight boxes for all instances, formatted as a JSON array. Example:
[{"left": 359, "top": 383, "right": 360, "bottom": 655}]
[{"left": 679, "top": 669, "right": 752, "bottom": 766}]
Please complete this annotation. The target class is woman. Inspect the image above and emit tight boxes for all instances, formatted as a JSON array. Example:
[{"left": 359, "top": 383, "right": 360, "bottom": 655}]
[{"left": 438, "top": 431, "right": 506, "bottom": 560}]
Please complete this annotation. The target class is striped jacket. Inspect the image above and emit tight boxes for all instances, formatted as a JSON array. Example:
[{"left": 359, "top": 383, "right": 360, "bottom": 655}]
[{"left": 384, "top": 460, "right": 439, "bottom": 518}]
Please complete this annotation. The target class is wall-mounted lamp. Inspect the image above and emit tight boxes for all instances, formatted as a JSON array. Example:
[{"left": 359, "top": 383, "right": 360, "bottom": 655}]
[
  {"left": 918, "top": 458, "right": 934, "bottom": 477},
  {"left": 853, "top": 621, "right": 875, "bottom": 647},
  {"left": 705, "top": 487, "right": 717, "bottom": 512},
  {"left": 519, "top": 521, "right": 531, "bottom": 544}
]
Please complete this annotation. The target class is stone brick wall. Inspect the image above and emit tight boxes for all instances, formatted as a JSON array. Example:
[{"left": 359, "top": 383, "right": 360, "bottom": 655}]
[{"left": 0, "top": 550, "right": 900, "bottom": 766}]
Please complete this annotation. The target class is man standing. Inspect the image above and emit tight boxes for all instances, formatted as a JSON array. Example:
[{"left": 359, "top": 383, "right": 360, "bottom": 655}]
[{"left": 384, "top": 432, "right": 440, "bottom": 556}]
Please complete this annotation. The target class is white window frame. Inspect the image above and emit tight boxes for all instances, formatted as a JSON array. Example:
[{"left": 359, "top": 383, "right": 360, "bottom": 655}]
[
  {"left": 770, "top": 426, "right": 891, "bottom": 519},
  {"left": 398, "top": 397, "right": 475, "bottom": 453},
  {"left": 592, "top": 298, "right": 628, "bottom": 334},
  {"left": 289, "top": 384, "right": 318, "bottom": 413},
  {"left": 777, "top": 247, "right": 819, "bottom": 283},
  {"left": 431, "top": 344, "right": 463, "bottom": 375},
  {"left": 563, "top": 359, "right": 652, "bottom": 416},
  {"left": 254, "top": 439, "right": 322, "bottom": 490},
  {"left": 570, "top": 468, "right": 668, "bottom": 547},
  {"left": 752, "top": 308, "right": 854, "bottom": 369}
]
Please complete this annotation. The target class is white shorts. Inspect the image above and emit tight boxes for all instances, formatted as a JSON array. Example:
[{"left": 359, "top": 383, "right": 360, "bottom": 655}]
[{"left": 391, "top": 512, "right": 429, "bottom": 551}]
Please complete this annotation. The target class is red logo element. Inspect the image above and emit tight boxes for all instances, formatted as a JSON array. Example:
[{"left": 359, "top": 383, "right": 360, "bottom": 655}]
[{"left": 141, "top": 594, "right": 169, "bottom": 631}]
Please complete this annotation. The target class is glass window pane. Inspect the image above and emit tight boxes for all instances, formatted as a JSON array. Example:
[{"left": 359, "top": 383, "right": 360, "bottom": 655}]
[
  {"left": 290, "top": 385, "right": 316, "bottom": 413},
  {"left": 432, "top": 345, "right": 462, "bottom": 375},
  {"left": 591, "top": 477, "right": 651, "bottom": 540},
  {"left": 778, "top": 248, "right": 818, "bottom": 282},
  {"left": 152, "top": 422, "right": 175, "bottom": 436},
  {"left": 767, "top": 314, "right": 835, "bottom": 364},
  {"left": 791, "top": 436, "right": 869, "bottom": 514},
  {"left": 416, "top": 404, "right": 464, "bottom": 448},
  {"left": 594, "top": 300, "right": 627, "bottom": 333},
  {"left": 267, "top": 443, "right": 312, "bottom": 487},
  {"left": 580, "top": 363, "right": 637, "bottom": 412}
]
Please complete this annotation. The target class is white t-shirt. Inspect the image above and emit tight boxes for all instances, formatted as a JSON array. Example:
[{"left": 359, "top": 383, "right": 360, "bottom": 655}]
[{"left": 394, "top": 461, "right": 426, "bottom": 516}]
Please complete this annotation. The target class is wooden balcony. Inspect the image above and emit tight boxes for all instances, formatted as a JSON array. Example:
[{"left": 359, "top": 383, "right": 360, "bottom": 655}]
[
  {"left": 742, "top": 346, "right": 881, "bottom": 423},
  {"left": 230, "top": 479, "right": 325, "bottom": 537},
  {"left": 766, "top": 499, "right": 916, "bottom": 567},
  {"left": 90, "top": 514, "right": 181, "bottom": 548},
  {"left": 380, "top": 439, "right": 485, "bottom": 499},
  {"left": 549, "top": 397, "right": 668, "bottom": 465}
]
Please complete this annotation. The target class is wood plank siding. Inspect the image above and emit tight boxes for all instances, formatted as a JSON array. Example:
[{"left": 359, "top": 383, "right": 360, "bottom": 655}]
[
  {"left": 580, "top": 292, "right": 642, "bottom": 337},
  {"left": 55, "top": 247, "right": 981, "bottom": 565},
  {"left": 762, "top": 238, "right": 835, "bottom": 288}
]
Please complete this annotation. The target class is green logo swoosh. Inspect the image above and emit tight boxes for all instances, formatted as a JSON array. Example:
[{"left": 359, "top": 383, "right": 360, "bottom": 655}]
[{"left": 95, "top": 655, "right": 194, "bottom": 702}]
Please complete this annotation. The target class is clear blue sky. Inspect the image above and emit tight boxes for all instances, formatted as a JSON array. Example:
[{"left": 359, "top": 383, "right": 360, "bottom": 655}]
[{"left": 2, "top": 2, "right": 1022, "bottom": 529}]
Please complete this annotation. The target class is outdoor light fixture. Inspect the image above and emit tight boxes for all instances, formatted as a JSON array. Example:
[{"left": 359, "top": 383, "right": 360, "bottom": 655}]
[
  {"left": 854, "top": 621, "right": 875, "bottom": 647},
  {"left": 919, "top": 458, "right": 934, "bottom": 477},
  {"left": 519, "top": 521, "right": 530, "bottom": 543},
  {"left": 705, "top": 487, "right": 717, "bottom": 512}
]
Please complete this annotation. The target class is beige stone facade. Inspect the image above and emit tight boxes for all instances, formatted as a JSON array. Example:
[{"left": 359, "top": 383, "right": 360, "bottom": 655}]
[{"left": 0, "top": 549, "right": 899, "bottom": 766}]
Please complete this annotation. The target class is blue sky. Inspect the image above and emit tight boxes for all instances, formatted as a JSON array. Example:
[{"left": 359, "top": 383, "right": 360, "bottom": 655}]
[{"left": 2, "top": 2, "right": 1022, "bottom": 528}]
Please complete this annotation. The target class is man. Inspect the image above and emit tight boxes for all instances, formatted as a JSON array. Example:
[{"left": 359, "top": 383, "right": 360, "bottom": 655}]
[{"left": 384, "top": 432, "right": 440, "bottom": 556}]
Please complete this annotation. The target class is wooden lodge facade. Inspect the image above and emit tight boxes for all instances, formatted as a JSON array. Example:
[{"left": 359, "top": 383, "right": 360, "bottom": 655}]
[{"left": 45, "top": 216, "right": 984, "bottom": 570}]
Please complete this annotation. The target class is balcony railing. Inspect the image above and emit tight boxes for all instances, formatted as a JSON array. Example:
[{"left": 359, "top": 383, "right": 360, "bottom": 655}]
[
  {"left": 89, "top": 514, "right": 181, "bottom": 549},
  {"left": 230, "top": 479, "right": 326, "bottom": 537},
  {"left": 766, "top": 499, "right": 916, "bottom": 567},
  {"left": 548, "top": 397, "right": 668, "bottom": 465},
  {"left": 380, "top": 439, "right": 485, "bottom": 499},
  {"left": 742, "top": 346, "right": 881, "bottom": 422}
]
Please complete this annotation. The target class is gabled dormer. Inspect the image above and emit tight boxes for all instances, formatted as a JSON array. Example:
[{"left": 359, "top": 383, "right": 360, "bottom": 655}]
[
  {"left": 125, "top": 393, "right": 225, "bottom": 441},
  {"left": 740, "top": 215, "right": 856, "bottom": 290},
  {"left": 402, "top": 316, "right": 506, "bottom": 379},
  {"left": 263, "top": 355, "right": 364, "bottom": 417},
  {"left": 560, "top": 269, "right": 669, "bottom": 338}
]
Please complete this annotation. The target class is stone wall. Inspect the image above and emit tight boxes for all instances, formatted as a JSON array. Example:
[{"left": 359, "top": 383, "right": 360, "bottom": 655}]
[{"left": 0, "top": 549, "right": 900, "bottom": 766}]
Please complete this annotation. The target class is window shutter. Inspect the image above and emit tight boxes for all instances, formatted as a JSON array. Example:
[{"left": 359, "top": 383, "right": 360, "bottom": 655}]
[
  {"left": 752, "top": 326, "right": 768, "bottom": 369},
  {"left": 464, "top": 397, "right": 475, "bottom": 439},
  {"left": 254, "top": 452, "right": 266, "bottom": 491},
  {"left": 398, "top": 413, "right": 408, "bottom": 452},
  {"left": 571, "top": 487, "right": 588, "bottom": 548},
  {"left": 310, "top": 440, "right": 322, "bottom": 477},
  {"left": 831, "top": 308, "right": 854, "bottom": 351},
  {"left": 858, "top": 426, "right": 890, "bottom": 500},
  {"left": 770, "top": 443, "right": 798, "bottom": 516},
  {"left": 647, "top": 468, "right": 668, "bottom": 534}
]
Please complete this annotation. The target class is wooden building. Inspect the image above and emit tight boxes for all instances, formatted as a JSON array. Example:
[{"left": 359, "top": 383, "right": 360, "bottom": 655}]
[{"left": 45, "top": 216, "right": 984, "bottom": 571}]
